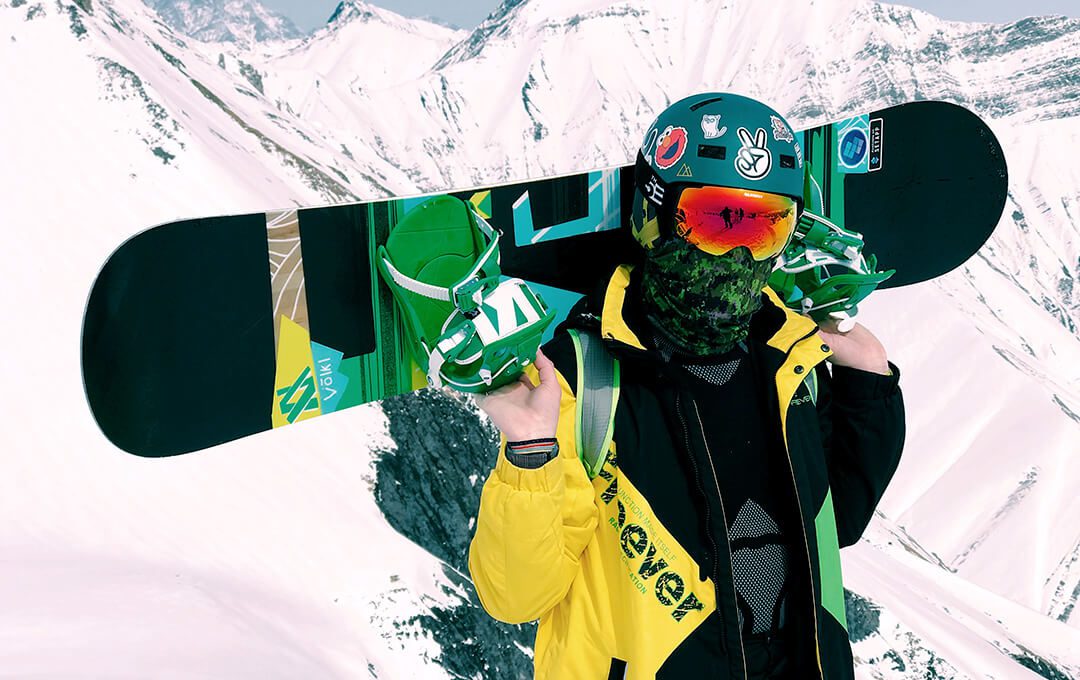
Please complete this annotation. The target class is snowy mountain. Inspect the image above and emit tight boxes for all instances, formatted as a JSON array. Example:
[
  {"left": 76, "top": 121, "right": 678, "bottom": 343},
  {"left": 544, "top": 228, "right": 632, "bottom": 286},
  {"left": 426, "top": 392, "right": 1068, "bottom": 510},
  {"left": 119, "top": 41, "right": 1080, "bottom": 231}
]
[
  {"left": 1, "top": 0, "right": 1079, "bottom": 677},
  {"left": 144, "top": 0, "right": 302, "bottom": 45},
  {"left": 249, "top": 1, "right": 467, "bottom": 119}
]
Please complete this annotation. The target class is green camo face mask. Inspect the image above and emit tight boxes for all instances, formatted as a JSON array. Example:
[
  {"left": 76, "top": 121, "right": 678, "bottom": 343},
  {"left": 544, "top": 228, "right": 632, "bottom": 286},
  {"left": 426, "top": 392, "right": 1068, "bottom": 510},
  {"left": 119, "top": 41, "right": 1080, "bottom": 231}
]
[{"left": 640, "top": 237, "right": 775, "bottom": 357}]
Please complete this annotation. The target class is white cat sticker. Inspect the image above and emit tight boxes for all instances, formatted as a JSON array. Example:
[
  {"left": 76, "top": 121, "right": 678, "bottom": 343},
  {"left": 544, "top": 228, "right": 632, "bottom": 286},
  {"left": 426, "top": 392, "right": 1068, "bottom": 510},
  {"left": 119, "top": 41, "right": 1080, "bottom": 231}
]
[{"left": 700, "top": 114, "right": 728, "bottom": 140}]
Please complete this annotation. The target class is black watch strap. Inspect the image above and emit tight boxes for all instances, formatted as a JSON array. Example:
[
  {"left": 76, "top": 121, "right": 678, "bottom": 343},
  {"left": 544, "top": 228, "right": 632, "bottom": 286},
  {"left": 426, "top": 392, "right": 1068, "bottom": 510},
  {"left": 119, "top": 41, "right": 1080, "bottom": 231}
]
[{"left": 505, "top": 438, "right": 560, "bottom": 469}]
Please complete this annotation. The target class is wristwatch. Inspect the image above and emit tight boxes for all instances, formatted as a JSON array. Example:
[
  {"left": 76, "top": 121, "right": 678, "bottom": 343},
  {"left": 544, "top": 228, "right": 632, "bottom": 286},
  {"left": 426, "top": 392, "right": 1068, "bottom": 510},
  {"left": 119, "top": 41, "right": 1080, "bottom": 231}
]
[{"left": 505, "top": 438, "right": 560, "bottom": 469}]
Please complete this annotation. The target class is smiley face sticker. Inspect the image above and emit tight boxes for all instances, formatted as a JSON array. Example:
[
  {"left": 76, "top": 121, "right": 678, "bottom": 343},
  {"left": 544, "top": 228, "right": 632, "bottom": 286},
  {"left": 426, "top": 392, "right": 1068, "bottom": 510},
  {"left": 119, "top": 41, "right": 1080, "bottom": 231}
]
[{"left": 734, "top": 126, "right": 772, "bottom": 181}]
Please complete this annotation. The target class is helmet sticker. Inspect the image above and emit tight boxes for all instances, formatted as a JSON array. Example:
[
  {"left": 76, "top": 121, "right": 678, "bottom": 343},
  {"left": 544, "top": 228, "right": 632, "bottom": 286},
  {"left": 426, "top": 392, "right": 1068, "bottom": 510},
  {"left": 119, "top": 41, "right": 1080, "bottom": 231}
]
[
  {"left": 676, "top": 163, "right": 693, "bottom": 178},
  {"left": 770, "top": 115, "right": 794, "bottom": 143},
  {"left": 655, "top": 125, "right": 689, "bottom": 170},
  {"left": 735, "top": 127, "right": 772, "bottom": 181},
  {"left": 700, "top": 114, "right": 728, "bottom": 140}
]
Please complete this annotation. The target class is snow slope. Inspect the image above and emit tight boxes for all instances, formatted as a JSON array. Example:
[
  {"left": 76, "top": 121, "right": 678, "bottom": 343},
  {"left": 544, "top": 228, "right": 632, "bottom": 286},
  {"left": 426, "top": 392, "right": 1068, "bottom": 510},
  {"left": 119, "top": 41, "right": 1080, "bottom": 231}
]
[{"left": 1, "top": 0, "right": 1079, "bottom": 676}]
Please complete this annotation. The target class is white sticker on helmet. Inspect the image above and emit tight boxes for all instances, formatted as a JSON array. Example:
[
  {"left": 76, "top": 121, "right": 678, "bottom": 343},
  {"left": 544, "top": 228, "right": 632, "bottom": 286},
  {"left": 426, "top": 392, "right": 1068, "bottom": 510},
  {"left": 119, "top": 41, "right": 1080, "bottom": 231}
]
[
  {"left": 770, "top": 115, "right": 794, "bottom": 143},
  {"left": 700, "top": 114, "right": 727, "bottom": 140},
  {"left": 735, "top": 127, "right": 772, "bottom": 181}
]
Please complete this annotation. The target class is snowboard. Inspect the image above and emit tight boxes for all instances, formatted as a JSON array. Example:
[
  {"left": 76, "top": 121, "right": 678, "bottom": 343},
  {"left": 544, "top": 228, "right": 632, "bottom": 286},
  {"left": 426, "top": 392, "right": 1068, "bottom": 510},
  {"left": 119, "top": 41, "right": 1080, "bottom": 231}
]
[{"left": 81, "top": 100, "right": 1007, "bottom": 457}]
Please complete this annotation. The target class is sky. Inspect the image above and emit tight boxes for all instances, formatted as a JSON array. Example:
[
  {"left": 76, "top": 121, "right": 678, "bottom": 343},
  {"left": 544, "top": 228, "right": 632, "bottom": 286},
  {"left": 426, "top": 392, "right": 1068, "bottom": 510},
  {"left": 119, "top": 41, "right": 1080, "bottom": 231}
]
[{"left": 258, "top": 0, "right": 1080, "bottom": 32}]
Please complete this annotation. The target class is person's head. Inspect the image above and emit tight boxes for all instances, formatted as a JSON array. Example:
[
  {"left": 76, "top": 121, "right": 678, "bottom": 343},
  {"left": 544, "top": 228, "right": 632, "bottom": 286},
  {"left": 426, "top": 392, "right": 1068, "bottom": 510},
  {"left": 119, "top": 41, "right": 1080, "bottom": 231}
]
[{"left": 629, "top": 92, "right": 805, "bottom": 356}]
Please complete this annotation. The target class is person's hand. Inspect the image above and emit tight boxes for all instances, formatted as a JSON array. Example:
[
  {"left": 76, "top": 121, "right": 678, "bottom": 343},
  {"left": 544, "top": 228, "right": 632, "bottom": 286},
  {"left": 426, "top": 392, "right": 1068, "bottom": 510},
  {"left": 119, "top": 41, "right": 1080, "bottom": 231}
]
[
  {"left": 816, "top": 317, "right": 891, "bottom": 375},
  {"left": 474, "top": 347, "right": 562, "bottom": 441}
]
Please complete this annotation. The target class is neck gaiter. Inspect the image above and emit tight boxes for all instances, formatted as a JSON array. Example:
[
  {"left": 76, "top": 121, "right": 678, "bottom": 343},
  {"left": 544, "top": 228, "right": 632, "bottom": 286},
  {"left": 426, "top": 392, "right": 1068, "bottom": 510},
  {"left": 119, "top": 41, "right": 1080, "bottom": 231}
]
[{"left": 640, "top": 237, "right": 775, "bottom": 357}]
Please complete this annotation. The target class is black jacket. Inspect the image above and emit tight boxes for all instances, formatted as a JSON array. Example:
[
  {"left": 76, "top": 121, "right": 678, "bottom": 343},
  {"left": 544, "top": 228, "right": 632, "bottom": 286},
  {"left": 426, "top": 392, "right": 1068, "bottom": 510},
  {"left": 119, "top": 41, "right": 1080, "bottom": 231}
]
[{"left": 469, "top": 263, "right": 906, "bottom": 679}]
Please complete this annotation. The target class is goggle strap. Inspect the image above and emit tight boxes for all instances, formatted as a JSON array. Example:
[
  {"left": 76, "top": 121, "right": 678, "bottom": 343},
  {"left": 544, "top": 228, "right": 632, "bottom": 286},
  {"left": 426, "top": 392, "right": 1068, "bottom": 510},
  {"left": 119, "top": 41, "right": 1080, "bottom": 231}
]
[{"left": 635, "top": 151, "right": 679, "bottom": 241}]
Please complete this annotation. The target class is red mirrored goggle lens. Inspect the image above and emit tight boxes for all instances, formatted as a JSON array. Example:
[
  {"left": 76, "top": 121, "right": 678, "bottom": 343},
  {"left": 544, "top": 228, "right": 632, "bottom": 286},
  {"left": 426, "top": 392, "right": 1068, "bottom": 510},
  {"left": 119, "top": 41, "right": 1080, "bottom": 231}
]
[{"left": 674, "top": 186, "right": 798, "bottom": 260}]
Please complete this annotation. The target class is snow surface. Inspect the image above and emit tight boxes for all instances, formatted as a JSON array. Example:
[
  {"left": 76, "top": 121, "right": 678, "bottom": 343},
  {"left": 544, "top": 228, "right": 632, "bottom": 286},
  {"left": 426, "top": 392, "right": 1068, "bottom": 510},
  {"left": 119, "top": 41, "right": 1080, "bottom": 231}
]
[{"left": 1, "top": 0, "right": 1079, "bottom": 676}]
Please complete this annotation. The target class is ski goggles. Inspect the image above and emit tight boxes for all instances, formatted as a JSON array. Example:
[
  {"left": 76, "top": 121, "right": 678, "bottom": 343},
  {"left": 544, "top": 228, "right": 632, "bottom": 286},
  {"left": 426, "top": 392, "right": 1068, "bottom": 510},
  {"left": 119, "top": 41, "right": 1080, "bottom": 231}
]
[{"left": 673, "top": 186, "right": 799, "bottom": 261}]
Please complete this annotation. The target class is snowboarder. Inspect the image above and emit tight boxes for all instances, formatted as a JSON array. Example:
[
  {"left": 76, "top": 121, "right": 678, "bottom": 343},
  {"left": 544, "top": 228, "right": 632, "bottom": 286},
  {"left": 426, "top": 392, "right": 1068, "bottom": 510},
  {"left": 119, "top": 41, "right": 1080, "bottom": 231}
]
[
  {"left": 721, "top": 204, "right": 734, "bottom": 230},
  {"left": 469, "top": 92, "right": 906, "bottom": 679}
]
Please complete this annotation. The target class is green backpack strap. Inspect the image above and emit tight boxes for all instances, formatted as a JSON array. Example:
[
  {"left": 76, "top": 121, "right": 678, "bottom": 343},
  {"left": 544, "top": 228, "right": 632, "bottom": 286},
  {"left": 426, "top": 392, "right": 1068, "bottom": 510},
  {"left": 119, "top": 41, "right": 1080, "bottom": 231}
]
[
  {"left": 804, "top": 366, "right": 819, "bottom": 406},
  {"left": 567, "top": 328, "right": 620, "bottom": 479}
]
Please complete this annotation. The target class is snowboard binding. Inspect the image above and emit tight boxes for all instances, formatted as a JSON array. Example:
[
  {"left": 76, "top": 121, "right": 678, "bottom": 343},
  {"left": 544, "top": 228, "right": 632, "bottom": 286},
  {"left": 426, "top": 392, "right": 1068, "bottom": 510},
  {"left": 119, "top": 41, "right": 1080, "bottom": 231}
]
[
  {"left": 768, "top": 211, "right": 895, "bottom": 329},
  {"left": 376, "top": 196, "right": 555, "bottom": 393}
]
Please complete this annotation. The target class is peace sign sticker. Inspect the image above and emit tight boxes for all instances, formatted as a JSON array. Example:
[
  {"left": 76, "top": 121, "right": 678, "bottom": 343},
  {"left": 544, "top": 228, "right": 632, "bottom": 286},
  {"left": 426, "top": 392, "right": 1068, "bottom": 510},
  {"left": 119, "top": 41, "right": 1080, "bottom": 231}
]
[{"left": 735, "top": 126, "right": 772, "bottom": 181}]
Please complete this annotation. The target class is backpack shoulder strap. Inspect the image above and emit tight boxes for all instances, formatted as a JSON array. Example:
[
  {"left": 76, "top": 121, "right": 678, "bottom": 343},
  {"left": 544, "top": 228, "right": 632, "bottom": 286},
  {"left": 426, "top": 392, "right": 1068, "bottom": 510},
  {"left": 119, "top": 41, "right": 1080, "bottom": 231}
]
[
  {"left": 567, "top": 328, "right": 620, "bottom": 479},
  {"left": 804, "top": 365, "right": 819, "bottom": 406}
]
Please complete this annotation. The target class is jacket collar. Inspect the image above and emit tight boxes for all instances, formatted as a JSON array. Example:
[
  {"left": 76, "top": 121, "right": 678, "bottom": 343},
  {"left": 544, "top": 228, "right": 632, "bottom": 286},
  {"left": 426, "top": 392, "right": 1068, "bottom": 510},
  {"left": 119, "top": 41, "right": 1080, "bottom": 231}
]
[{"left": 592, "top": 263, "right": 820, "bottom": 359}]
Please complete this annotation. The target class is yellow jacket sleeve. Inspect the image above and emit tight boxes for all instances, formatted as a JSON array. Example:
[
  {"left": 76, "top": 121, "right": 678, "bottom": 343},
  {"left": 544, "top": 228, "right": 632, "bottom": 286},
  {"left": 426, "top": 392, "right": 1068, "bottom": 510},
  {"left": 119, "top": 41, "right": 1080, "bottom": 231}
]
[{"left": 467, "top": 363, "right": 600, "bottom": 624}]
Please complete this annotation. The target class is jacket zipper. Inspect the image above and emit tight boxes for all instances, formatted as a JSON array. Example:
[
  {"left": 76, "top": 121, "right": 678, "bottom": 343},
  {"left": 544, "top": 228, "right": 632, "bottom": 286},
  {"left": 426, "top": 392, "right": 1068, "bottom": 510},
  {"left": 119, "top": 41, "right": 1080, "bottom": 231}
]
[
  {"left": 775, "top": 330, "right": 826, "bottom": 679},
  {"left": 669, "top": 395, "right": 730, "bottom": 664},
  {"left": 689, "top": 398, "right": 749, "bottom": 680},
  {"left": 688, "top": 327, "right": 826, "bottom": 680}
]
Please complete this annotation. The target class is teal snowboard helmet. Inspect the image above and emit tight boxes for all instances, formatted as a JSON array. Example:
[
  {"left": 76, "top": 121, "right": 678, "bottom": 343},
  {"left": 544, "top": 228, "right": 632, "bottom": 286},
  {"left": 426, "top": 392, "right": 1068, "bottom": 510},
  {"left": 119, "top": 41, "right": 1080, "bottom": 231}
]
[{"left": 630, "top": 92, "right": 806, "bottom": 252}]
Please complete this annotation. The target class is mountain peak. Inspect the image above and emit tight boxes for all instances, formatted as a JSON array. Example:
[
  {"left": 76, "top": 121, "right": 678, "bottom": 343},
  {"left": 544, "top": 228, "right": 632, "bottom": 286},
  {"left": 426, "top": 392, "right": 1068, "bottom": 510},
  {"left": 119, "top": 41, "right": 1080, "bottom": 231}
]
[
  {"left": 326, "top": 0, "right": 381, "bottom": 26},
  {"left": 322, "top": 0, "right": 467, "bottom": 37},
  {"left": 144, "top": 0, "right": 302, "bottom": 45}
]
